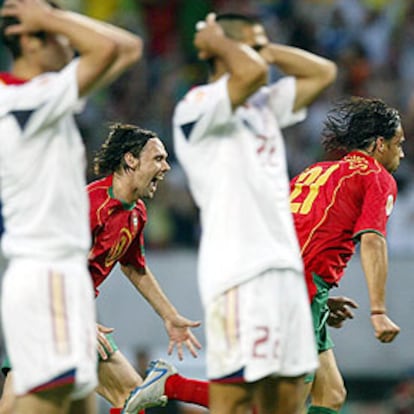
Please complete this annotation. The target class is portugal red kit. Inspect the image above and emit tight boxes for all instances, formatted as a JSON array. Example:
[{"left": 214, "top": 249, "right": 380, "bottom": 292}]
[
  {"left": 290, "top": 151, "right": 397, "bottom": 300},
  {"left": 87, "top": 175, "right": 147, "bottom": 295}
]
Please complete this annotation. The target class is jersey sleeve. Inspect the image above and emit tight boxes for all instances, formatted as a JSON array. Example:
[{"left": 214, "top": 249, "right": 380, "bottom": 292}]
[
  {"left": 87, "top": 189, "right": 99, "bottom": 238},
  {"left": 173, "top": 75, "right": 232, "bottom": 143},
  {"left": 353, "top": 172, "right": 397, "bottom": 239},
  {"left": 267, "top": 76, "right": 307, "bottom": 128},
  {"left": 0, "top": 59, "right": 81, "bottom": 139}
]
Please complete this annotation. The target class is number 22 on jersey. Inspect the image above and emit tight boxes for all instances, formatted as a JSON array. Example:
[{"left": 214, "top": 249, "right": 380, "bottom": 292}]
[{"left": 290, "top": 164, "right": 339, "bottom": 215}]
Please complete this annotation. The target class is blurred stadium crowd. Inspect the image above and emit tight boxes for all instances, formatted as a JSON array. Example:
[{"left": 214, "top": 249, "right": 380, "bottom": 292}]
[{"left": 1, "top": 0, "right": 414, "bottom": 252}]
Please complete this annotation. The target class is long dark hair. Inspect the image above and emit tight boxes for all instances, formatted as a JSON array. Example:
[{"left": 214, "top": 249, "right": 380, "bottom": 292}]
[
  {"left": 322, "top": 97, "right": 401, "bottom": 152},
  {"left": 93, "top": 123, "right": 158, "bottom": 176}
]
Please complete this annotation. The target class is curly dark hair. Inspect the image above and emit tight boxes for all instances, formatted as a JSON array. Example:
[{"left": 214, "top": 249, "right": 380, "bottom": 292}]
[
  {"left": 93, "top": 123, "right": 159, "bottom": 176},
  {"left": 322, "top": 97, "right": 401, "bottom": 153}
]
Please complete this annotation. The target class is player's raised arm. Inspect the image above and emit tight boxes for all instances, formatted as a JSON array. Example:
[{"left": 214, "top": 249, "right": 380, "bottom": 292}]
[
  {"left": 53, "top": 11, "right": 143, "bottom": 91},
  {"left": 259, "top": 43, "right": 337, "bottom": 112},
  {"left": 194, "top": 13, "right": 267, "bottom": 109},
  {"left": 1, "top": 0, "right": 142, "bottom": 96}
]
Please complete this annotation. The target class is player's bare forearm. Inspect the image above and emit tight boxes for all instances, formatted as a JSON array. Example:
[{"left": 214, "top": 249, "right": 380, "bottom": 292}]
[
  {"left": 1, "top": 1, "right": 118, "bottom": 95},
  {"left": 360, "top": 233, "right": 400, "bottom": 342},
  {"left": 360, "top": 233, "right": 388, "bottom": 313},
  {"left": 121, "top": 264, "right": 179, "bottom": 321},
  {"left": 62, "top": 12, "right": 142, "bottom": 89},
  {"left": 1, "top": 0, "right": 141, "bottom": 96},
  {"left": 195, "top": 13, "right": 267, "bottom": 108},
  {"left": 259, "top": 43, "right": 336, "bottom": 81},
  {"left": 259, "top": 43, "right": 337, "bottom": 111},
  {"left": 121, "top": 264, "right": 201, "bottom": 359}
]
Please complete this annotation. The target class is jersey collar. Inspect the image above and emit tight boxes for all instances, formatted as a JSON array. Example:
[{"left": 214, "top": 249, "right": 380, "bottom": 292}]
[
  {"left": 106, "top": 175, "right": 136, "bottom": 211},
  {"left": 0, "top": 72, "right": 28, "bottom": 85}
]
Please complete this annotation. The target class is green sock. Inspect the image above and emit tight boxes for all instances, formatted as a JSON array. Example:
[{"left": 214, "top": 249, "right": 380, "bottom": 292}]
[{"left": 308, "top": 406, "right": 338, "bottom": 414}]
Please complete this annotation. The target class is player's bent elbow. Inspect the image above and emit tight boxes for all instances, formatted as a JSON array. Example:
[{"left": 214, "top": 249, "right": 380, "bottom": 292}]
[
  {"left": 119, "top": 36, "right": 143, "bottom": 67},
  {"left": 248, "top": 62, "right": 268, "bottom": 86},
  {"left": 99, "top": 39, "right": 119, "bottom": 69},
  {"left": 320, "top": 60, "right": 338, "bottom": 89},
  {"left": 360, "top": 232, "right": 386, "bottom": 250}
]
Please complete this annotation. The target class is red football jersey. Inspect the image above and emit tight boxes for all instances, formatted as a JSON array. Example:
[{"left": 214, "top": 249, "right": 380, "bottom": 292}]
[
  {"left": 87, "top": 175, "right": 147, "bottom": 295},
  {"left": 290, "top": 151, "right": 397, "bottom": 301}
]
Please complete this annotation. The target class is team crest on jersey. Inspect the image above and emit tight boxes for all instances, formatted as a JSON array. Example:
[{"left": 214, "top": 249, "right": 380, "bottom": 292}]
[
  {"left": 385, "top": 194, "right": 394, "bottom": 216},
  {"left": 346, "top": 154, "right": 369, "bottom": 170},
  {"left": 131, "top": 211, "right": 139, "bottom": 235}
]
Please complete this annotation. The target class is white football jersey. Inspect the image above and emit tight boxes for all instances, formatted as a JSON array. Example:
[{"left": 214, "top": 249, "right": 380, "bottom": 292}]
[
  {"left": 173, "top": 76, "right": 306, "bottom": 306},
  {"left": 0, "top": 59, "right": 91, "bottom": 260}
]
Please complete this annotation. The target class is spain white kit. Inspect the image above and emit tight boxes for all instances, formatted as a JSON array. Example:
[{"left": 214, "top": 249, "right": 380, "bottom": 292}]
[
  {"left": 0, "top": 60, "right": 97, "bottom": 397},
  {"left": 173, "top": 75, "right": 318, "bottom": 380}
]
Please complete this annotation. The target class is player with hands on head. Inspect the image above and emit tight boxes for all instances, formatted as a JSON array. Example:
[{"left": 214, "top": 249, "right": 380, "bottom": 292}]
[
  {"left": 0, "top": 0, "right": 141, "bottom": 413},
  {"left": 173, "top": 11, "right": 337, "bottom": 414},
  {"left": 290, "top": 97, "right": 403, "bottom": 414}
]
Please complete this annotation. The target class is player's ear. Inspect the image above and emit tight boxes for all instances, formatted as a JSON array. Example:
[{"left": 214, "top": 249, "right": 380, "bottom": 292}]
[
  {"left": 124, "top": 152, "right": 138, "bottom": 170},
  {"left": 372, "top": 136, "right": 385, "bottom": 153}
]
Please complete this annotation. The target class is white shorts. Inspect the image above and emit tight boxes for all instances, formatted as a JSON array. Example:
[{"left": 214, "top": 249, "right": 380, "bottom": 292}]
[
  {"left": 1, "top": 257, "right": 97, "bottom": 399},
  {"left": 205, "top": 268, "right": 318, "bottom": 382}
]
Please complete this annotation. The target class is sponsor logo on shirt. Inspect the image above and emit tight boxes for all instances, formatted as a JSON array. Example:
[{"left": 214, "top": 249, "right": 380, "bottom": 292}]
[{"left": 105, "top": 228, "right": 132, "bottom": 267}]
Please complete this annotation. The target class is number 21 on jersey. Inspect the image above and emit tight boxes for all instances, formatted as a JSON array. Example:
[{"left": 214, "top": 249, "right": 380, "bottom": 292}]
[{"left": 290, "top": 164, "right": 339, "bottom": 214}]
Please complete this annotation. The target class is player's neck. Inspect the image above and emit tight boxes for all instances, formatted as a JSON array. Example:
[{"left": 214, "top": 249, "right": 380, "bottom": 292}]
[
  {"left": 11, "top": 59, "right": 43, "bottom": 81},
  {"left": 209, "top": 61, "right": 227, "bottom": 82},
  {"left": 111, "top": 174, "right": 136, "bottom": 205}
]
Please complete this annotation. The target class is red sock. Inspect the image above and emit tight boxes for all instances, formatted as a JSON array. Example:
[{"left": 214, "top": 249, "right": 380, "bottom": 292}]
[
  {"left": 110, "top": 409, "right": 145, "bottom": 414},
  {"left": 165, "top": 374, "right": 209, "bottom": 407}
]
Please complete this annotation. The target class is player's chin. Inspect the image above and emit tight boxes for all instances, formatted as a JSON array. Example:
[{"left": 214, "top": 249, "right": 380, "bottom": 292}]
[{"left": 146, "top": 188, "right": 156, "bottom": 199}]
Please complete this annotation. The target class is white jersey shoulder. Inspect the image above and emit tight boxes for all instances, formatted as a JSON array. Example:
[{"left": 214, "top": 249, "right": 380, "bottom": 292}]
[
  {"left": 173, "top": 75, "right": 306, "bottom": 306},
  {"left": 0, "top": 59, "right": 91, "bottom": 261}
]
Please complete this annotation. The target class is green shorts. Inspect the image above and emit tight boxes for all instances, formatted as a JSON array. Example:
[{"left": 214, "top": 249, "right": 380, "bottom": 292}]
[
  {"left": 1, "top": 355, "right": 10, "bottom": 377},
  {"left": 1, "top": 332, "right": 119, "bottom": 376},
  {"left": 305, "top": 273, "right": 334, "bottom": 383},
  {"left": 99, "top": 332, "right": 119, "bottom": 361}
]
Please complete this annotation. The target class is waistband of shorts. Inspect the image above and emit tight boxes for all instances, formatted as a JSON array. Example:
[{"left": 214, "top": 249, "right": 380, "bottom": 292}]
[
  {"left": 8, "top": 254, "right": 88, "bottom": 268},
  {"left": 312, "top": 272, "right": 335, "bottom": 290}
]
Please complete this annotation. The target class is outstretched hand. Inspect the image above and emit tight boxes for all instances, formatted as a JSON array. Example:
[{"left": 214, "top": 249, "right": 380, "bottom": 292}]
[
  {"left": 327, "top": 296, "right": 358, "bottom": 328},
  {"left": 164, "top": 315, "right": 202, "bottom": 360}
]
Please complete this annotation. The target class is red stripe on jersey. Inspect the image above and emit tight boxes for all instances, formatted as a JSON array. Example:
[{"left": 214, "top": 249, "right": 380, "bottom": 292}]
[{"left": 0, "top": 72, "right": 28, "bottom": 85}]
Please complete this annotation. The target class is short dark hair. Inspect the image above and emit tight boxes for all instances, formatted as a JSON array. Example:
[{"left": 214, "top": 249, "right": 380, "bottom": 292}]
[
  {"left": 215, "top": 13, "right": 260, "bottom": 41},
  {"left": 205, "top": 13, "right": 260, "bottom": 75},
  {"left": 93, "top": 123, "right": 159, "bottom": 176},
  {"left": 321, "top": 97, "right": 401, "bottom": 152},
  {"left": 0, "top": 0, "right": 61, "bottom": 59}
]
